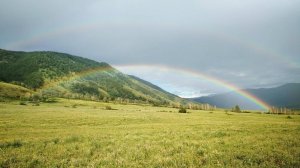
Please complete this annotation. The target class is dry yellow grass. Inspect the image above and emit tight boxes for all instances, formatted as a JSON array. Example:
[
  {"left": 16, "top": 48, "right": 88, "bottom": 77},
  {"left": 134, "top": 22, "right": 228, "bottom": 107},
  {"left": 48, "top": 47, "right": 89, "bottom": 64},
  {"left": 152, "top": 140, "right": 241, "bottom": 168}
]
[{"left": 0, "top": 99, "right": 299, "bottom": 167}]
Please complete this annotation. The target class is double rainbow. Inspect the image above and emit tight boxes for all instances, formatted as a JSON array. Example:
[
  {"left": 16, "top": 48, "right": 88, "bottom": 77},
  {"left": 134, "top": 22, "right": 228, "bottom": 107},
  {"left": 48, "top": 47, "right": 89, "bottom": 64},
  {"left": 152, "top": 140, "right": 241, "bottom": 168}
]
[{"left": 4, "top": 23, "right": 277, "bottom": 111}]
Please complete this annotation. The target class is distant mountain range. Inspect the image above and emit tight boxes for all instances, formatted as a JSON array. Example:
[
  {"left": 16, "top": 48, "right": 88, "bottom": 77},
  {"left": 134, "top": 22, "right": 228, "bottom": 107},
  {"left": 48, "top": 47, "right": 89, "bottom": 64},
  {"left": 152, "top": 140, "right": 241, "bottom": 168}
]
[
  {"left": 0, "top": 49, "right": 187, "bottom": 106},
  {"left": 191, "top": 83, "right": 300, "bottom": 110}
]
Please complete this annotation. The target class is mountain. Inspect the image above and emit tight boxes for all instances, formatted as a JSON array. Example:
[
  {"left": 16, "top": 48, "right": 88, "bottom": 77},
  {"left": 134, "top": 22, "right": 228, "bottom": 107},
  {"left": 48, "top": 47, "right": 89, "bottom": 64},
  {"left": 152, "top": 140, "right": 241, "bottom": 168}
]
[
  {"left": 0, "top": 49, "right": 186, "bottom": 105},
  {"left": 191, "top": 83, "right": 300, "bottom": 110}
]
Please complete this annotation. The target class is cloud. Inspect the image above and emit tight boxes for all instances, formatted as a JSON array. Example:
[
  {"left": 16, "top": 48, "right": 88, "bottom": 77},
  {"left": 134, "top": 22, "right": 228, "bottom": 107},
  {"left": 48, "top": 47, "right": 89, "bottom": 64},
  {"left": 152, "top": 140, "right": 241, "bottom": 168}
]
[{"left": 0, "top": 0, "right": 299, "bottom": 97}]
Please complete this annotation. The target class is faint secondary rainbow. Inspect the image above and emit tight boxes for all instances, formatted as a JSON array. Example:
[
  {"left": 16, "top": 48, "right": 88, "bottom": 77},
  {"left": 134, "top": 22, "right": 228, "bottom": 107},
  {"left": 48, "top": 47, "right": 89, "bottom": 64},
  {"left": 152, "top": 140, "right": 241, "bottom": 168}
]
[
  {"left": 114, "top": 64, "right": 271, "bottom": 111},
  {"left": 5, "top": 23, "right": 298, "bottom": 69}
]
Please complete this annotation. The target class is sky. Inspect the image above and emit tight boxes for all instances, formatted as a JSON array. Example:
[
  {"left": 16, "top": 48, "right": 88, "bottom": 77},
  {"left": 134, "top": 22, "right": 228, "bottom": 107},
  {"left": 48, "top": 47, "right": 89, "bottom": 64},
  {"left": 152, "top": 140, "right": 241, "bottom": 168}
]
[{"left": 1, "top": 0, "right": 300, "bottom": 98}]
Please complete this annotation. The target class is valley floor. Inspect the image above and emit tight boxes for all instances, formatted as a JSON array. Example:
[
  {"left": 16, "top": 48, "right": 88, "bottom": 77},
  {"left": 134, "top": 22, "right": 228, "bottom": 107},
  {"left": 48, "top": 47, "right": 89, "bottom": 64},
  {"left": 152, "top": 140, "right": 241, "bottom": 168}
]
[{"left": 0, "top": 99, "right": 299, "bottom": 167}]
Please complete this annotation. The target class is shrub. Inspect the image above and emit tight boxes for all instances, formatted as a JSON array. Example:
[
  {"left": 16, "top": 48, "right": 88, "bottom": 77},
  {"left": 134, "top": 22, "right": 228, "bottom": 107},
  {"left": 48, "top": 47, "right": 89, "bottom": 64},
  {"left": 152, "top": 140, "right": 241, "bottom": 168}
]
[
  {"left": 232, "top": 105, "right": 241, "bottom": 112},
  {"left": 105, "top": 106, "right": 112, "bottom": 110},
  {"left": 287, "top": 116, "right": 292, "bottom": 119},
  {"left": 179, "top": 108, "right": 187, "bottom": 113},
  {"left": 19, "top": 101, "right": 27, "bottom": 105},
  {"left": 32, "top": 94, "right": 42, "bottom": 101}
]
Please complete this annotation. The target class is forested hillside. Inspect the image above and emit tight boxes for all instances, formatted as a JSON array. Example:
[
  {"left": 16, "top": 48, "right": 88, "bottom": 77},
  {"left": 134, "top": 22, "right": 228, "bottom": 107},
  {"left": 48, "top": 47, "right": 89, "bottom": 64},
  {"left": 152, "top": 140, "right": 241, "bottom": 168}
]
[
  {"left": 0, "top": 49, "right": 187, "bottom": 106},
  {"left": 0, "top": 49, "right": 107, "bottom": 88}
]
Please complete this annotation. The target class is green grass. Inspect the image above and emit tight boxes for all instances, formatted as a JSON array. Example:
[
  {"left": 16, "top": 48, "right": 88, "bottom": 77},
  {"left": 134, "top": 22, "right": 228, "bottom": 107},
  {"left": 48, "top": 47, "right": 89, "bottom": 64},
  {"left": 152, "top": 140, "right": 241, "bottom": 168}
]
[{"left": 0, "top": 99, "right": 299, "bottom": 167}]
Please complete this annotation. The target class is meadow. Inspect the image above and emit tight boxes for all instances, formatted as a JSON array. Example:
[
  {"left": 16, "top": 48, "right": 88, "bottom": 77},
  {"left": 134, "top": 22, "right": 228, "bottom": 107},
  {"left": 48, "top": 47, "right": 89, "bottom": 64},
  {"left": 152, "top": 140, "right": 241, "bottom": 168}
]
[{"left": 0, "top": 99, "right": 299, "bottom": 167}]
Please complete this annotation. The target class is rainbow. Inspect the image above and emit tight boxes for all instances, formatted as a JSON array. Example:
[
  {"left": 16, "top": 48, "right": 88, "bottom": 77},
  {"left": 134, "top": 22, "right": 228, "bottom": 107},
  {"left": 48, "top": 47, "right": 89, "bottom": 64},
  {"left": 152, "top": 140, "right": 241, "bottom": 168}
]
[
  {"left": 114, "top": 64, "right": 271, "bottom": 111},
  {"left": 39, "top": 65, "right": 115, "bottom": 91},
  {"left": 40, "top": 63, "right": 271, "bottom": 111}
]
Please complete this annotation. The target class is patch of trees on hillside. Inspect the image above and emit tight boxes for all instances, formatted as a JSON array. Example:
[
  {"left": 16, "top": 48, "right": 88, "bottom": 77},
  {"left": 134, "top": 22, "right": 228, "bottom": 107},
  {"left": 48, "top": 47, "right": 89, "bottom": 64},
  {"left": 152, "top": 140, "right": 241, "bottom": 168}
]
[{"left": 0, "top": 50, "right": 109, "bottom": 89}]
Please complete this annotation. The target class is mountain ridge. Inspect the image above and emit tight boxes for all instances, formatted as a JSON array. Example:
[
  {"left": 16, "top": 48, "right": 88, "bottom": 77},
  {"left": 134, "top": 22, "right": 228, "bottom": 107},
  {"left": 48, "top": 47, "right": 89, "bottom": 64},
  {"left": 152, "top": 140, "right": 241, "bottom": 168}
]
[{"left": 191, "top": 83, "right": 300, "bottom": 110}]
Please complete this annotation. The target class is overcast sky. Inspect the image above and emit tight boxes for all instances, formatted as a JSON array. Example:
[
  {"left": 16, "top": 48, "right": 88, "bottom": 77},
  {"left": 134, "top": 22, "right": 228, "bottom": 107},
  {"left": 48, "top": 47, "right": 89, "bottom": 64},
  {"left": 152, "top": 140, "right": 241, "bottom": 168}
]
[{"left": 1, "top": 0, "right": 300, "bottom": 97}]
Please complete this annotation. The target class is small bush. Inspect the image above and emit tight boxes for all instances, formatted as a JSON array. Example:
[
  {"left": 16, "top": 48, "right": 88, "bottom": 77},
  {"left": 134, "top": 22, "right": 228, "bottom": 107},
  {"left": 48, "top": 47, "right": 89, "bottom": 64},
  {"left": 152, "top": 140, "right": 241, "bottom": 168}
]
[
  {"left": 72, "top": 104, "right": 77, "bottom": 108},
  {"left": 105, "top": 106, "right": 112, "bottom": 110},
  {"left": 179, "top": 108, "right": 187, "bottom": 113},
  {"left": 232, "top": 105, "right": 241, "bottom": 112},
  {"left": 19, "top": 101, "right": 27, "bottom": 105},
  {"left": 287, "top": 116, "right": 292, "bottom": 119}
]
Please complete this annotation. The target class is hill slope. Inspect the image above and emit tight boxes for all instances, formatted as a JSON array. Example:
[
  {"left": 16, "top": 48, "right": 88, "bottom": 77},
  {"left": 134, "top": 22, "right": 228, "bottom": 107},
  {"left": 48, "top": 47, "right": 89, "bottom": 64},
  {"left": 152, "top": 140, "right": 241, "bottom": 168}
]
[
  {"left": 191, "top": 83, "right": 300, "bottom": 110},
  {"left": 0, "top": 49, "right": 186, "bottom": 105},
  {"left": 0, "top": 82, "right": 33, "bottom": 100}
]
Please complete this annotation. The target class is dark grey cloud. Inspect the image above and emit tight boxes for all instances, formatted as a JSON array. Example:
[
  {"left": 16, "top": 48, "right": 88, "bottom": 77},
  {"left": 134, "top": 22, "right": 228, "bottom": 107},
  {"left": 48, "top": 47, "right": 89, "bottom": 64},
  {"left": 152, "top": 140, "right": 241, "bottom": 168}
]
[{"left": 1, "top": 0, "right": 299, "bottom": 97}]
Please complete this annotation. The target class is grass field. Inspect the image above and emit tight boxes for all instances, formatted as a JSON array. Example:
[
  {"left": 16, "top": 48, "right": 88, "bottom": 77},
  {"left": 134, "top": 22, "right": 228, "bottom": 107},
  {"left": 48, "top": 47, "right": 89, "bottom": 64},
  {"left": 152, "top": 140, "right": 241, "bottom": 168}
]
[{"left": 0, "top": 99, "right": 299, "bottom": 167}]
